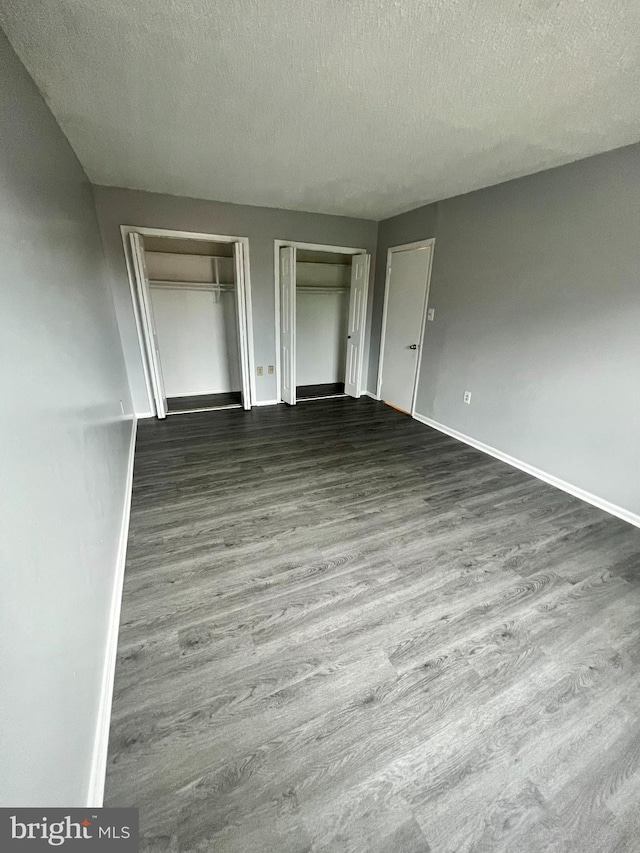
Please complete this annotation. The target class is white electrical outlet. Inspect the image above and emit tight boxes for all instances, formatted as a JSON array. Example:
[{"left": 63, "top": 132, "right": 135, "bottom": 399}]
[
  {"left": 427, "top": 308, "right": 435, "bottom": 321},
  {"left": 257, "top": 366, "right": 263, "bottom": 376},
  {"left": 463, "top": 391, "right": 472, "bottom": 404}
]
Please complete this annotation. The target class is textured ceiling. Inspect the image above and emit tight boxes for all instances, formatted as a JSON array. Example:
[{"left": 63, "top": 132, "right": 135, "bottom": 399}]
[{"left": 2, "top": 0, "right": 640, "bottom": 219}]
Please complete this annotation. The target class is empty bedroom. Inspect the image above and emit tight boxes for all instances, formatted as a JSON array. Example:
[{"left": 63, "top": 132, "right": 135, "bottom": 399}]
[{"left": 1, "top": 2, "right": 639, "bottom": 852}]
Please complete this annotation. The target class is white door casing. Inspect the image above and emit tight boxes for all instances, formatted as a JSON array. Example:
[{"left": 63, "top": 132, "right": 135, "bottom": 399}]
[
  {"left": 233, "top": 241, "right": 252, "bottom": 410},
  {"left": 344, "top": 253, "right": 370, "bottom": 398},
  {"left": 378, "top": 242, "right": 434, "bottom": 414},
  {"left": 279, "top": 245, "right": 296, "bottom": 405},
  {"left": 129, "top": 232, "right": 168, "bottom": 418}
]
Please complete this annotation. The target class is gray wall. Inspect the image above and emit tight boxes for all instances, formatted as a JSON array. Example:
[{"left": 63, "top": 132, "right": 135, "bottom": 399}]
[
  {"left": 92, "top": 187, "right": 378, "bottom": 413},
  {"left": 373, "top": 144, "right": 640, "bottom": 517},
  {"left": 0, "top": 31, "right": 133, "bottom": 804}
]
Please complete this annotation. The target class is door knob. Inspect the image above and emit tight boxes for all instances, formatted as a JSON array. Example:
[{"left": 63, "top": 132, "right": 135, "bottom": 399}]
[{"left": 409, "top": 344, "right": 418, "bottom": 350}]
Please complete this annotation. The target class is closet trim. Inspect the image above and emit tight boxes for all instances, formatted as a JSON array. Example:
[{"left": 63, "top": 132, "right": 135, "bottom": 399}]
[
  {"left": 121, "top": 225, "right": 256, "bottom": 415},
  {"left": 273, "top": 239, "right": 367, "bottom": 405}
]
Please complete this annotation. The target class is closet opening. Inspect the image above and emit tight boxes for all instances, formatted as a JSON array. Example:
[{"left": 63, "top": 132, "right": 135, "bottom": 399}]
[
  {"left": 275, "top": 241, "right": 370, "bottom": 406},
  {"left": 124, "top": 227, "right": 254, "bottom": 418}
]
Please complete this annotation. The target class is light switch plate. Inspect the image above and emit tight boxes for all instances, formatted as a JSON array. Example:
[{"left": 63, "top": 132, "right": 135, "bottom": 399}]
[{"left": 427, "top": 308, "right": 435, "bottom": 321}]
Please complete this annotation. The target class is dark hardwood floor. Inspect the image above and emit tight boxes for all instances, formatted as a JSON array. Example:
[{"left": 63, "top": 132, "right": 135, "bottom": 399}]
[
  {"left": 106, "top": 398, "right": 640, "bottom": 852},
  {"left": 297, "top": 382, "right": 345, "bottom": 399},
  {"left": 167, "top": 391, "right": 242, "bottom": 412}
]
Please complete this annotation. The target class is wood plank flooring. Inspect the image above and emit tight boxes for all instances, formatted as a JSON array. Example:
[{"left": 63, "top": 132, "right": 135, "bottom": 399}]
[{"left": 105, "top": 398, "right": 640, "bottom": 852}]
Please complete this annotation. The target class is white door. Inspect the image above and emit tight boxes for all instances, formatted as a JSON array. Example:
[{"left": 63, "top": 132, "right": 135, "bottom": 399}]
[
  {"left": 378, "top": 243, "right": 433, "bottom": 414},
  {"left": 279, "top": 246, "right": 296, "bottom": 405},
  {"left": 129, "top": 232, "right": 167, "bottom": 418},
  {"left": 233, "top": 242, "right": 252, "bottom": 410},
  {"left": 344, "top": 253, "right": 370, "bottom": 398}
]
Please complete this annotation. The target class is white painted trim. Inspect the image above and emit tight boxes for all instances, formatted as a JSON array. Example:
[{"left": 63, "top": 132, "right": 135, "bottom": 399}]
[
  {"left": 410, "top": 242, "right": 435, "bottom": 419},
  {"left": 298, "top": 394, "right": 347, "bottom": 402},
  {"left": 376, "top": 239, "right": 435, "bottom": 405},
  {"left": 364, "top": 390, "right": 380, "bottom": 400},
  {"left": 87, "top": 415, "right": 137, "bottom": 807},
  {"left": 412, "top": 412, "right": 640, "bottom": 529},
  {"left": 278, "top": 245, "right": 297, "bottom": 405},
  {"left": 120, "top": 228, "right": 155, "bottom": 415},
  {"left": 345, "top": 253, "right": 371, "bottom": 399},
  {"left": 167, "top": 405, "right": 242, "bottom": 415},
  {"left": 273, "top": 239, "right": 367, "bottom": 404},
  {"left": 129, "top": 233, "right": 168, "bottom": 418},
  {"left": 242, "top": 239, "right": 257, "bottom": 406},
  {"left": 122, "top": 225, "right": 250, "bottom": 243},
  {"left": 274, "top": 239, "right": 366, "bottom": 255},
  {"left": 273, "top": 240, "right": 282, "bottom": 403},
  {"left": 121, "top": 226, "right": 256, "bottom": 414},
  {"left": 376, "top": 254, "right": 392, "bottom": 401},
  {"left": 232, "top": 241, "right": 253, "bottom": 410},
  {"left": 254, "top": 399, "right": 282, "bottom": 406},
  {"left": 387, "top": 238, "right": 435, "bottom": 253},
  {"left": 157, "top": 389, "right": 221, "bottom": 398}
]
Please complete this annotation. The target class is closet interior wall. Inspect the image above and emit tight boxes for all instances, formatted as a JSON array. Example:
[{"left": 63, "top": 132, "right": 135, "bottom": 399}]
[
  {"left": 144, "top": 236, "right": 242, "bottom": 407},
  {"left": 296, "top": 250, "right": 350, "bottom": 394}
]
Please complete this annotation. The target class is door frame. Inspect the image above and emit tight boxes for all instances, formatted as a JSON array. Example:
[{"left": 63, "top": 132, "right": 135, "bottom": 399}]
[
  {"left": 121, "top": 225, "right": 256, "bottom": 416},
  {"left": 376, "top": 238, "right": 435, "bottom": 416},
  {"left": 273, "top": 239, "right": 368, "bottom": 403}
]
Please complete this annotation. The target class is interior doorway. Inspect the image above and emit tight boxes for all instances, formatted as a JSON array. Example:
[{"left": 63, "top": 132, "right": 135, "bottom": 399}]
[
  {"left": 275, "top": 241, "right": 370, "bottom": 405},
  {"left": 377, "top": 239, "right": 435, "bottom": 415},
  {"left": 124, "top": 227, "right": 254, "bottom": 418}
]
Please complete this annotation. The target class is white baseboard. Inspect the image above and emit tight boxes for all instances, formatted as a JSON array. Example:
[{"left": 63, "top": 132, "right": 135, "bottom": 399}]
[
  {"left": 142, "top": 402, "right": 283, "bottom": 413},
  {"left": 412, "top": 412, "right": 640, "bottom": 529},
  {"left": 364, "top": 390, "right": 380, "bottom": 400},
  {"left": 87, "top": 416, "right": 138, "bottom": 807}
]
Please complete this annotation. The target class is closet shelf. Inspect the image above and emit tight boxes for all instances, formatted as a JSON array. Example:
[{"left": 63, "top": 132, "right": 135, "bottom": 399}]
[
  {"left": 296, "top": 261, "right": 351, "bottom": 268},
  {"left": 296, "top": 285, "right": 350, "bottom": 292},
  {"left": 146, "top": 250, "right": 233, "bottom": 261},
  {"left": 149, "top": 280, "right": 235, "bottom": 291}
]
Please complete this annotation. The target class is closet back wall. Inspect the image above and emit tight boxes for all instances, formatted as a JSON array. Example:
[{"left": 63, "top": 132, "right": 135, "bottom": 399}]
[
  {"left": 150, "top": 289, "right": 240, "bottom": 397},
  {"left": 296, "top": 291, "right": 349, "bottom": 387},
  {"left": 92, "top": 187, "right": 377, "bottom": 413},
  {"left": 146, "top": 248, "right": 240, "bottom": 397}
]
